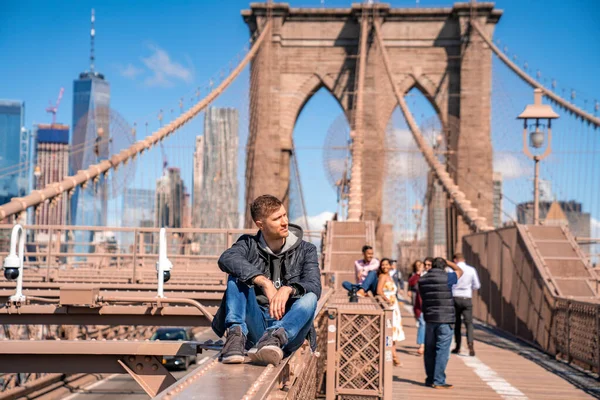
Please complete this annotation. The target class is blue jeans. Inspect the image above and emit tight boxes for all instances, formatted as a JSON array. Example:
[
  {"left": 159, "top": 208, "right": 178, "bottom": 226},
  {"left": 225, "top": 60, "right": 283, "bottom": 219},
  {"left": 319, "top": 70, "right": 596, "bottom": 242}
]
[
  {"left": 342, "top": 270, "right": 378, "bottom": 294},
  {"left": 417, "top": 314, "right": 426, "bottom": 345},
  {"left": 424, "top": 323, "right": 453, "bottom": 386},
  {"left": 224, "top": 276, "right": 317, "bottom": 355}
]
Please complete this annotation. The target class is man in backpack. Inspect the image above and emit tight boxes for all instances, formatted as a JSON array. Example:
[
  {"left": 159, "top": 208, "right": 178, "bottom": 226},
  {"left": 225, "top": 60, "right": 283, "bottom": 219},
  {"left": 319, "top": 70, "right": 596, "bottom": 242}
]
[
  {"left": 418, "top": 257, "right": 464, "bottom": 389},
  {"left": 211, "top": 195, "right": 321, "bottom": 366}
]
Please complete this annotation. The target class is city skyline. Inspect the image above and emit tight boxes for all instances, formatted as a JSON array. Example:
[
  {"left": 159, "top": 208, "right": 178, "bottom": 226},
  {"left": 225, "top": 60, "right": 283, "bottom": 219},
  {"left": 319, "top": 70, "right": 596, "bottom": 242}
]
[{"left": 0, "top": 1, "right": 599, "bottom": 244}]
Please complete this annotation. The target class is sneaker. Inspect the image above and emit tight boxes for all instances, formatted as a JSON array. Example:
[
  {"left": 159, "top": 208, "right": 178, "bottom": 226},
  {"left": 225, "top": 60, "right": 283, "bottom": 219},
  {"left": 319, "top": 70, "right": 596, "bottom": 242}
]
[
  {"left": 248, "top": 328, "right": 288, "bottom": 366},
  {"left": 433, "top": 384, "right": 454, "bottom": 389},
  {"left": 220, "top": 326, "right": 246, "bottom": 364}
]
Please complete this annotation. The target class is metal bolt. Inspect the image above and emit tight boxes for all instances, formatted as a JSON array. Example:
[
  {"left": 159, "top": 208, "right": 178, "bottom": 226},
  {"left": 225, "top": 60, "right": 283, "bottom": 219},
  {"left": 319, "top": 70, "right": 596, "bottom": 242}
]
[
  {"left": 152, "top": 364, "right": 158, "bottom": 371},
  {"left": 136, "top": 363, "right": 143, "bottom": 371},
  {"left": 145, "top": 356, "right": 151, "bottom": 362},
  {"left": 129, "top": 356, "right": 135, "bottom": 363}
]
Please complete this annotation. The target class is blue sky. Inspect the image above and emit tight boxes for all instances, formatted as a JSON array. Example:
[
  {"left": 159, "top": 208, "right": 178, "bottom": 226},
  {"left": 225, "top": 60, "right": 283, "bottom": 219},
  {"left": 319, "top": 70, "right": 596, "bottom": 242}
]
[{"left": 1, "top": 0, "right": 599, "bottom": 235}]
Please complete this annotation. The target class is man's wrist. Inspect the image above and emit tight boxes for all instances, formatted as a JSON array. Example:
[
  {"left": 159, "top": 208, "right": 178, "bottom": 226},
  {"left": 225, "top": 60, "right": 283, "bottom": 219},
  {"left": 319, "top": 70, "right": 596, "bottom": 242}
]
[
  {"left": 253, "top": 275, "right": 269, "bottom": 287},
  {"left": 283, "top": 285, "right": 295, "bottom": 296}
]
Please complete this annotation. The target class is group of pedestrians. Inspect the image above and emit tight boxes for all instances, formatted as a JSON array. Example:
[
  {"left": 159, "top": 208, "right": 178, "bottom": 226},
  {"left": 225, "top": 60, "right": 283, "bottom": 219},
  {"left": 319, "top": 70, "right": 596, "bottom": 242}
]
[
  {"left": 344, "top": 247, "right": 481, "bottom": 389},
  {"left": 407, "top": 253, "right": 481, "bottom": 388}
]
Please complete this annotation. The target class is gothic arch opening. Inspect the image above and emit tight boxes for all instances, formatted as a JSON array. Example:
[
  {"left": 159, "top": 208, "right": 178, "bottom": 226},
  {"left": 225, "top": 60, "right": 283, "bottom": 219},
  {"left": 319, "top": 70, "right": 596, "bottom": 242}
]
[
  {"left": 384, "top": 87, "right": 448, "bottom": 264},
  {"left": 288, "top": 86, "right": 350, "bottom": 235}
]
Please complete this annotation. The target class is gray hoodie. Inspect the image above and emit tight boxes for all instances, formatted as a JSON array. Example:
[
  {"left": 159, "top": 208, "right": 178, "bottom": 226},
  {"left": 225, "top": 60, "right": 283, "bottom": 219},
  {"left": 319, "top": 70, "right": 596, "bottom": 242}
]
[{"left": 255, "top": 226, "right": 302, "bottom": 305}]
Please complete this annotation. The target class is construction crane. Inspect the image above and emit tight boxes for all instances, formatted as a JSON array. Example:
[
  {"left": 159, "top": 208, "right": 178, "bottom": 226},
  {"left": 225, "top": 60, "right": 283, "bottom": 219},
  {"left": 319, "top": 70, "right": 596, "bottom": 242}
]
[{"left": 46, "top": 88, "right": 64, "bottom": 125}]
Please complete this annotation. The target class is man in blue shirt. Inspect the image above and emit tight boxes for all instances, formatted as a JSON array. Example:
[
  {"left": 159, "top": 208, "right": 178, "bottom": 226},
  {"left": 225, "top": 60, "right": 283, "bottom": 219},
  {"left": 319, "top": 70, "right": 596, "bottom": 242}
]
[{"left": 418, "top": 257, "right": 463, "bottom": 389}]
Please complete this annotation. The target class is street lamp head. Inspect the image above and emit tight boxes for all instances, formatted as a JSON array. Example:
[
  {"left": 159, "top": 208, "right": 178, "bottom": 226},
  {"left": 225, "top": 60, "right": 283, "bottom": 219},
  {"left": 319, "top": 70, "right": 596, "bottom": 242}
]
[
  {"left": 517, "top": 89, "right": 559, "bottom": 121},
  {"left": 529, "top": 127, "right": 545, "bottom": 149}
]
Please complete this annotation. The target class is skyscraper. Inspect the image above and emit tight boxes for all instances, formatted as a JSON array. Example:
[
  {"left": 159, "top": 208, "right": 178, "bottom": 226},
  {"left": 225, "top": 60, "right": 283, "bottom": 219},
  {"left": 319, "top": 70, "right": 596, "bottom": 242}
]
[
  {"left": 155, "top": 168, "right": 185, "bottom": 228},
  {"left": 33, "top": 124, "right": 70, "bottom": 226},
  {"left": 192, "top": 136, "right": 204, "bottom": 229},
  {"left": 69, "top": 9, "right": 110, "bottom": 229},
  {"left": 0, "top": 100, "right": 25, "bottom": 206},
  {"left": 195, "top": 108, "right": 239, "bottom": 253}
]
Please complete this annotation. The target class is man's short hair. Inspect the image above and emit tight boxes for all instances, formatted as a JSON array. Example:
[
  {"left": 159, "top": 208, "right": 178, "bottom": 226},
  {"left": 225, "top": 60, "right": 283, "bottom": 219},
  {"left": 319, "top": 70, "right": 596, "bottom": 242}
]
[
  {"left": 362, "top": 245, "right": 373, "bottom": 253},
  {"left": 453, "top": 252, "right": 464, "bottom": 261},
  {"left": 250, "top": 195, "right": 283, "bottom": 222},
  {"left": 432, "top": 257, "right": 447, "bottom": 270}
]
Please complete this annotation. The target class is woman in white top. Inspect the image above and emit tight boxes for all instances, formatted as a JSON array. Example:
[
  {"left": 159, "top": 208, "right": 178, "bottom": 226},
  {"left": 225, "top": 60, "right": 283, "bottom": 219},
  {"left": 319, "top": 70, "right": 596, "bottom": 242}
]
[{"left": 377, "top": 258, "right": 406, "bottom": 367}]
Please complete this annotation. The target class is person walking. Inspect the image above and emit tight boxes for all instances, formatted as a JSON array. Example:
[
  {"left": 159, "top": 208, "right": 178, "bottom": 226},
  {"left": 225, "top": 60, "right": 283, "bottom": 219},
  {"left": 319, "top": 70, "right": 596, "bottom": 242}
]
[
  {"left": 376, "top": 258, "right": 405, "bottom": 366},
  {"left": 212, "top": 195, "right": 321, "bottom": 366},
  {"left": 451, "top": 253, "right": 481, "bottom": 356},
  {"left": 408, "top": 260, "right": 425, "bottom": 355},
  {"left": 418, "top": 257, "right": 463, "bottom": 389}
]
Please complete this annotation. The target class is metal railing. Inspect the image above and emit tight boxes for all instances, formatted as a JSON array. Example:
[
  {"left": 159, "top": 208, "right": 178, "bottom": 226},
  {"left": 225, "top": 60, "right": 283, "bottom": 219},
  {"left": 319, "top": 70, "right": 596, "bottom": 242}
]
[
  {"left": 0, "top": 224, "right": 324, "bottom": 284},
  {"left": 464, "top": 225, "right": 600, "bottom": 376},
  {"left": 553, "top": 298, "right": 600, "bottom": 374}
]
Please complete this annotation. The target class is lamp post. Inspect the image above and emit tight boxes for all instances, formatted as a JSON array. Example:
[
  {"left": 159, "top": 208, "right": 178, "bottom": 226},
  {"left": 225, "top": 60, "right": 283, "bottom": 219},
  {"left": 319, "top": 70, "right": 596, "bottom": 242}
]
[{"left": 517, "top": 88, "right": 559, "bottom": 225}]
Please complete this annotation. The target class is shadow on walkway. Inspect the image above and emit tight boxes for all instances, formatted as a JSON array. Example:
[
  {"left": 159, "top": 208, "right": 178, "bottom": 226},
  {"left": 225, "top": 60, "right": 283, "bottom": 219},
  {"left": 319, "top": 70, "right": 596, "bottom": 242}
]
[{"left": 473, "top": 322, "right": 600, "bottom": 399}]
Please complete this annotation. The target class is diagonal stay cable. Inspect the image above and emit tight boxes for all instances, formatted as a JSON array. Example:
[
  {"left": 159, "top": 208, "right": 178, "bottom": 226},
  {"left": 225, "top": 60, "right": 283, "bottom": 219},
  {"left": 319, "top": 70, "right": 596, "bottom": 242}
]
[{"left": 373, "top": 20, "right": 492, "bottom": 232}]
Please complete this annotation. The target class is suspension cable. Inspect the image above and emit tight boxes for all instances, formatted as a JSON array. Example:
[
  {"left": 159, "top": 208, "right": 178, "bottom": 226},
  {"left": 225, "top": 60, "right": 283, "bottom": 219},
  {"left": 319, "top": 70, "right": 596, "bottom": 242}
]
[
  {"left": 0, "top": 20, "right": 273, "bottom": 220},
  {"left": 471, "top": 21, "right": 600, "bottom": 129}
]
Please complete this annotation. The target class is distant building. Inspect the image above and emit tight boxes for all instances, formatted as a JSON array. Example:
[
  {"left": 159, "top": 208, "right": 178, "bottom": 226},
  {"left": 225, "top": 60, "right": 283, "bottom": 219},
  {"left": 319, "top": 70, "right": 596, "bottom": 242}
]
[
  {"left": 192, "top": 136, "right": 204, "bottom": 229},
  {"left": 69, "top": 9, "right": 111, "bottom": 232},
  {"left": 33, "top": 124, "right": 70, "bottom": 226},
  {"left": 155, "top": 168, "right": 185, "bottom": 228},
  {"left": 493, "top": 172, "right": 503, "bottom": 228},
  {"left": 120, "top": 188, "right": 155, "bottom": 250},
  {"left": 517, "top": 200, "right": 591, "bottom": 253},
  {"left": 0, "top": 100, "right": 26, "bottom": 206},
  {"left": 183, "top": 192, "right": 191, "bottom": 229},
  {"left": 194, "top": 108, "right": 239, "bottom": 254}
]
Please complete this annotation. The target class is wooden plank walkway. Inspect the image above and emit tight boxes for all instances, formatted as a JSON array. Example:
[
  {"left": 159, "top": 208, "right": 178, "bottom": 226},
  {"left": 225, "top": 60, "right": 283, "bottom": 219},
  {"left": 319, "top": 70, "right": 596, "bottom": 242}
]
[{"left": 393, "top": 302, "right": 599, "bottom": 399}]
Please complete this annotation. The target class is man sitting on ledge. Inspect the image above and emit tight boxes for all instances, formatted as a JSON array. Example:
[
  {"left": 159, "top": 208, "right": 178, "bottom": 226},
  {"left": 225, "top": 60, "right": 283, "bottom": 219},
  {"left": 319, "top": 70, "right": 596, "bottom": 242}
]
[{"left": 212, "top": 194, "right": 322, "bottom": 366}]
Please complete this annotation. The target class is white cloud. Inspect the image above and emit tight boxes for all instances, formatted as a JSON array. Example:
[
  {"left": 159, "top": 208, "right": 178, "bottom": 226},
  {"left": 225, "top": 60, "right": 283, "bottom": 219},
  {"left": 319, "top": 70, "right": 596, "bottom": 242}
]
[
  {"left": 141, "top": 45, "right": 193, "bottom": 87},
  {"left": 118, "top": 63, "right": 144, "bottom": 79},
  {"left": 293, "top": 211, "right": 335, "bottom": 231},
  {"left": 493, "top": 153, "right": 531, "bottom": 180}
]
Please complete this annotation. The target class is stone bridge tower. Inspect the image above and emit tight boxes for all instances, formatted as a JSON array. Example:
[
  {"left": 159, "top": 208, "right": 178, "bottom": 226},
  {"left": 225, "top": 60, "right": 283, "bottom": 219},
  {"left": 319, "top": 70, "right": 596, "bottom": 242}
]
[{"left": 243, "top": 2, "right": 501, "bottom": 255}]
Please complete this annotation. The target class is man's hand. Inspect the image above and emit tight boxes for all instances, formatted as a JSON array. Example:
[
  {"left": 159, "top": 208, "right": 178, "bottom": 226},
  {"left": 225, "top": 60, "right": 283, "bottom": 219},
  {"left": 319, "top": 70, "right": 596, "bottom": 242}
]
[
  {"left": 269, "top": 286, "right": 293, "bottom": 320},
  {"left": 253, "top": 275, "right": 278, "bottom": 302},
  {"left": 445, "top": 259, "right": 464, "bottom": 279}
]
